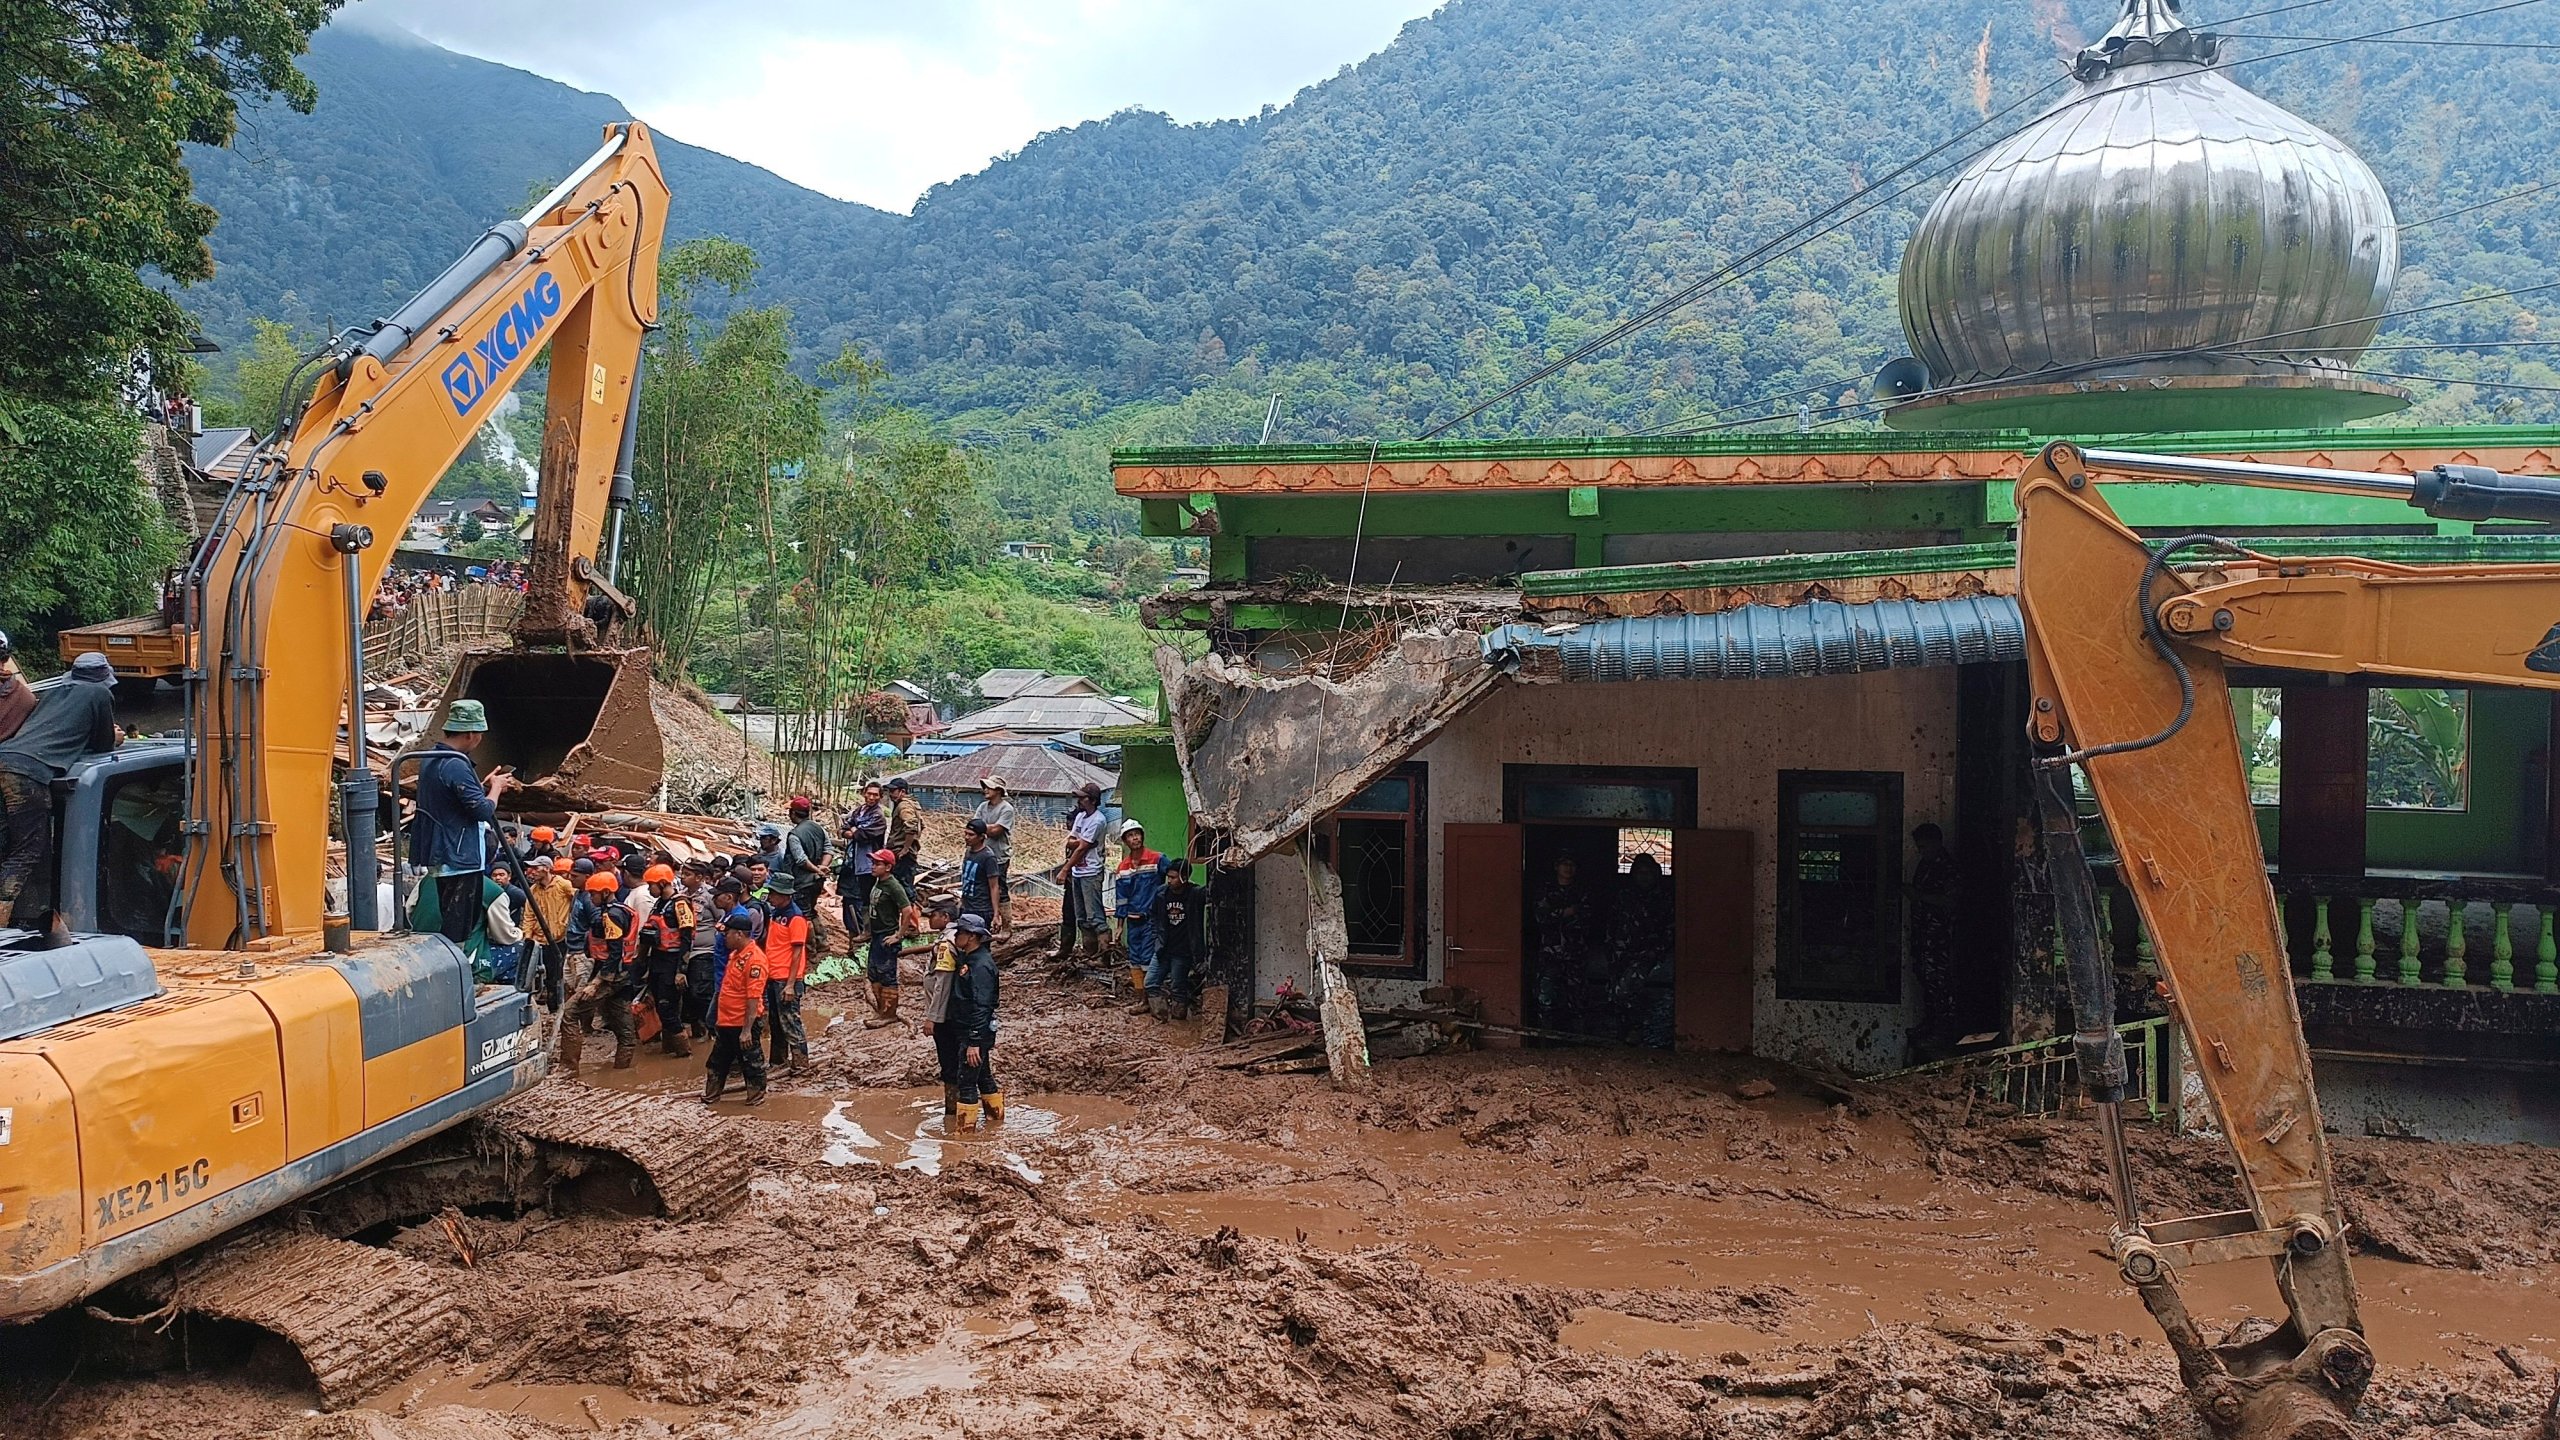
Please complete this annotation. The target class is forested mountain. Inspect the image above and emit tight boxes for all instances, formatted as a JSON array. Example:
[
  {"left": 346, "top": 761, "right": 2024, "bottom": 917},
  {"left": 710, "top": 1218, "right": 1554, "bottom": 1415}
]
[{"left": 187, "top": 0, "right": 2560, "bottom": 441}]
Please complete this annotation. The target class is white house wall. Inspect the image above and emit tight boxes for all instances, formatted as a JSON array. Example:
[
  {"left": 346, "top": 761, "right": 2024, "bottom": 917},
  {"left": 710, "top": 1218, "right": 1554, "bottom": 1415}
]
[{"left": 1249, "top": 669, "right": 1961, "bottom": 1073}]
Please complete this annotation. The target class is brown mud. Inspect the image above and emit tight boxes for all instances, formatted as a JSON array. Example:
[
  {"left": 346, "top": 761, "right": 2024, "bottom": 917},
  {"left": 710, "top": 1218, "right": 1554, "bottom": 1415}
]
[{"left": 6, "top": 939, "right": 2554, "bottom": 1439}]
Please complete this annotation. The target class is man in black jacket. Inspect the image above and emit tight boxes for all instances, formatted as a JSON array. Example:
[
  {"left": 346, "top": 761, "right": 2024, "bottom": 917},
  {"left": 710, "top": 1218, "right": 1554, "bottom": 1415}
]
[
  {"left": 782, "top": 795, "right": 829, "bottom": 917},
  {"left": 949, "top": 912, "right": 1003, "bottom": 1132},
  {"left": 0, "top": 652, "right": 120, "bottom": 932}
]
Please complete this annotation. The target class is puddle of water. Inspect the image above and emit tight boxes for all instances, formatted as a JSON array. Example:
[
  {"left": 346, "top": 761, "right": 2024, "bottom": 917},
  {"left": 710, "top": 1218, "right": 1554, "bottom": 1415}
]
[
  {"left": 363, "top": 1364, "right": 699, "bottom": 1426},
  {"left": 1565, "top": 1308, "right": 1788, "bottom": 1361},
  {"left": 1091, "top": 1127, "right": 2559, "bottom": 1371},
  {"left": 821, "top": 1101, "right": 882, "bottom": 1166}
]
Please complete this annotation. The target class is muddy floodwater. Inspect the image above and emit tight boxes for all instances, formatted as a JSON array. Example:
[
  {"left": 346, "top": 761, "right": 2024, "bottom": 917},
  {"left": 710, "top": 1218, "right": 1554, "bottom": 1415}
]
[{"left": 7, "top": 946, "right": 2557, "bottom": 1440}]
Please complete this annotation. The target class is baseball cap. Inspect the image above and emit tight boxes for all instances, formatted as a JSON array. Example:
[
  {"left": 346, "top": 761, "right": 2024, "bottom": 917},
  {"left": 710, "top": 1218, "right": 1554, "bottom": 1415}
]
[
  {"left": 723, "top": 910, "right": 755, "bottom": 932},
  {"left": 886, "top": 776, "right": 910, "bottom": 791},
  {"left": 1076, "top": 781, "right": 1103, "bottom": 799},
  {"left": 955, "top": 913, "right": 992, "bottom": 937},
  {"left": 965, "top": 817, "right": 988, "bottom": 835},
  {"left": 871, "top": 848, "right": 898, "bottom": 867}
]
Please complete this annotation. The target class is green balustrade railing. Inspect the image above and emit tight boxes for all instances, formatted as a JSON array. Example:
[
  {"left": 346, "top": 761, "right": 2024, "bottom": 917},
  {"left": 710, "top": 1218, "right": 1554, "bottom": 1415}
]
[{"left": 2088, "top": 864, "right": 2560, "bottom": 995}]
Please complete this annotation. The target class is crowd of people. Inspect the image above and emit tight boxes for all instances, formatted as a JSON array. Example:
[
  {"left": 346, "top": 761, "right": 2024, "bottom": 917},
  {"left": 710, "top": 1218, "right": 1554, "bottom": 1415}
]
[
  {"left": 404, "top": 706, "right": 1232, "bottom": 1129},
  {"left": 367, "top": 564, "right": 529, "bottom": 623}
]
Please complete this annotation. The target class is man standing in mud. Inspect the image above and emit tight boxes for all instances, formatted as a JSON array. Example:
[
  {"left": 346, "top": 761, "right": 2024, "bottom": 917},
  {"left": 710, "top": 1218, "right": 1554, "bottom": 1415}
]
[
  {"left": 763, "top": 877, "right": 813, "bottom": 1072},
  {"left": 704, "top": 911, "right": 770, "bottom": 1106},
  {"left": 862, "top": 846, "right": 909, "bottom": 1028},
  {"left": 1056, "top": 781, "right": 1108, "bottom": 967},
  {"left": 638, "top": 864, "right": 695, "bottom": 1058},
  {"left": 561, "top": 869, "right": 639, "bottom": 1073},
  {"left": 1530, "top": 855, "right": 1590, "bottom": 1034},
  {"left": 949, "top": 912, "right": 1003, "bottom": 1132},
  {"left": 1112, "top": 819, "right": 1167, "bottom": 1013},
  {"left": 782, "top": 794, "right": 829, "bottom": 918},
  {"left": 971, "top": 775, "right": 1016, "bottom": 934},
  {"left": 919, "top": 902, "right": 964, "bottom": 1119},
  {"left": 1907, "top": 823, "right": 1961, "bottom": 1061},
  {"left": 837, "top": 780, "right": 887, "bottom": 945},
  {"left": 885, "top": 775, "right": 925, "bottom": 892}
]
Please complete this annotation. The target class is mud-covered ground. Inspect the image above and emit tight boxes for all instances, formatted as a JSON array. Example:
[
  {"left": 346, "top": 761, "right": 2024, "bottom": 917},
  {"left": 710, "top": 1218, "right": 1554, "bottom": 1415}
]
[{"left": 8, "top": 939, "right": 2557, "bottom": 1440}]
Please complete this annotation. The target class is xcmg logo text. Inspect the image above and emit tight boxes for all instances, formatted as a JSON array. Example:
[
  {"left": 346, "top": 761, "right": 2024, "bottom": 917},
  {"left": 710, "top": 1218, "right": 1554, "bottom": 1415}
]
[{"left": 441, "top": 270, "right": 563, "bottom": 414}]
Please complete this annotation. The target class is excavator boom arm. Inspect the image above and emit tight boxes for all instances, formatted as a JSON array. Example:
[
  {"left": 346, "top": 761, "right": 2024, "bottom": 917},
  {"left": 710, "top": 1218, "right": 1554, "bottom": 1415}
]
[
  {"left": 180, "top": 124, "right": 668, "bottom": 948},
  {"left": 2020, "top": 440, "right": 2560, "bottom": 1437}
]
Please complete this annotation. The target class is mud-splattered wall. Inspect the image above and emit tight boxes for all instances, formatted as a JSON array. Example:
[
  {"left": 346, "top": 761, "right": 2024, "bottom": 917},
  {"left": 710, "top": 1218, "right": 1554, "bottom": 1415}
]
[{"left": 1249, "top": 668, "right": 1963, "bottom": 1073}]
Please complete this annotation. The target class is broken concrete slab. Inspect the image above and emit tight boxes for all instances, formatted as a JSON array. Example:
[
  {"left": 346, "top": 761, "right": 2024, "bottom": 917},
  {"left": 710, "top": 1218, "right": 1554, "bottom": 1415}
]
[{"left": 1158, "top": 629, "right": 1503, "bottom": 865}]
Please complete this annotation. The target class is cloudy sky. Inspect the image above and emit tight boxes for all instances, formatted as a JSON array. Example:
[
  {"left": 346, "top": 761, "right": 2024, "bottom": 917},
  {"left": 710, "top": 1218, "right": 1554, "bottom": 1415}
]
[{"left": 342, "top": 1, "right": 1441, "bottom": 212}]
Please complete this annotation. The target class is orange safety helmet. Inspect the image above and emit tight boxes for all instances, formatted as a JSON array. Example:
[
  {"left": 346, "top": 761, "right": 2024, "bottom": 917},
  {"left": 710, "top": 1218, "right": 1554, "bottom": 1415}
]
[
  {"left": 583, "top": 870, "right": 620, "bottom": 893},
  {"left": 531, "top": 826, "right": 557, "bottom": 842},
  {"left": 550, "top": 857, "right": 573, "bottom": 873},
  {"left": 643, "top": 863, "right": 676, "bottom": 885}
]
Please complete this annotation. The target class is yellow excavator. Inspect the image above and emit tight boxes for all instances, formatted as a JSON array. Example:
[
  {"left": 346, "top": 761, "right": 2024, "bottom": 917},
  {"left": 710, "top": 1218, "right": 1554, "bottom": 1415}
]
[
  {"left": 2018, "top": 439, "right": 2560, "bottom": 1440},
  {"left": 1, "top": 123, "right": 737, "bottom": 1404}
]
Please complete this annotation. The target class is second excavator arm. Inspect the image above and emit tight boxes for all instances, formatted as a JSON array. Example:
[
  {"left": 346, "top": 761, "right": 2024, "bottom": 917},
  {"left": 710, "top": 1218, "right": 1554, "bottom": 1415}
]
[
  {"left": 2015, "top": 439, "right": 2560, "bottom": 1440},
  {"left": 179, "top": 124, "right": 669, "bottom": 949}
]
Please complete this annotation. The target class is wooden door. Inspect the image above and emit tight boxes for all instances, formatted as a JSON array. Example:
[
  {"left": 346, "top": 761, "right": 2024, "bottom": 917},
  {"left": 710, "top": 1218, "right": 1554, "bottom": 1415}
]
[
  {"left": 1442, "top": 823, "right": 1524, "bottom": 1028},
  {"left": 2277, "top": 685, "right": 2367, "bottom": 877},
  {"left": 1673, "top": 828, "right": 1753, "bottom": 1051}
]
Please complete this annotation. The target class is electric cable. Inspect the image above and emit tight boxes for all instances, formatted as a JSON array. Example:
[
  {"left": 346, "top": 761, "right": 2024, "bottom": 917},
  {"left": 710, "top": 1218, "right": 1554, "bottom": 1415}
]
[
  {"left": 2215, "top": 33, "right": 2560, "bottom": 46},
  {"left": 2402, "top": 176, "right": 2560, "bottom": 231},
  {"left": 1426, "top": 0, "right": 2547, "bottom": 439}
]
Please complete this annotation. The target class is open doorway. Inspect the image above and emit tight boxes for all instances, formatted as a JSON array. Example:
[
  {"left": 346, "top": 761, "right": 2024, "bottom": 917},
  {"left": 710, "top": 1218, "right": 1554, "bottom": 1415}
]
[
  {"left": 1522, "top": 823, "right": 1677, "bottom": 1045},
  {"left": 1504, "top": 766, "right": 1696, "bottom": 1049}
]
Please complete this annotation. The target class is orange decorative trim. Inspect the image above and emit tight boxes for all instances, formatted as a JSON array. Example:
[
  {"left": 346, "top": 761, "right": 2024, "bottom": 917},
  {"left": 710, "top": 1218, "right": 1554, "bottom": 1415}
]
[{"left": 1114, "top": 440, "right": 2560, "bottom": 497}]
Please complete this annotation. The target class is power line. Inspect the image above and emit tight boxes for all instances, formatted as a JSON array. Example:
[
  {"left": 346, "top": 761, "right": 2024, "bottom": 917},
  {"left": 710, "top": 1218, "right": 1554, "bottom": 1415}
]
[
  {"left": 2207, "top": 0, "right": 2339, "bottom": 25},
  {"left": 1415, "top": 73, "right": 2072, "bottom": 439},
  {"left": 2333, "top": 365, "right": 2560, "bottom": 397},
  {"left": 2218, "top": 32, "right": 2560, "bottom": 47},
  {"left": 1645, "top": 285, "right": 2560, "bottom": 439},
  {"left": 2403, "top": 176, "right": 2560, "bottom": 231},
  {"left": 1428, "top": 0, "right": 2547, "bottom": 440}
]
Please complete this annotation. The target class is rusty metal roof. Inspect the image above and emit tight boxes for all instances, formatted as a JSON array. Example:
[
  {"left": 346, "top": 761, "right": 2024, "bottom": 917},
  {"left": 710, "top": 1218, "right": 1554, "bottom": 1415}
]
[
  {"left": 943, "top": 692, "right": 1150, "bottom": 738},
  {"left": 894, "top": 742, "right": 1117, "bottom": 798}
]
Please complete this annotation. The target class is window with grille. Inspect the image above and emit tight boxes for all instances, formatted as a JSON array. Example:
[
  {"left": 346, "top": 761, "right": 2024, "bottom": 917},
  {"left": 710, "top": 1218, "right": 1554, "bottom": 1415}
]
[
  {"left": 1775, "top": 770, "right": 1903, "bottom": 1003},
  {"left": 1336, "top": 764, "right": 1426, "bottom": 977}
]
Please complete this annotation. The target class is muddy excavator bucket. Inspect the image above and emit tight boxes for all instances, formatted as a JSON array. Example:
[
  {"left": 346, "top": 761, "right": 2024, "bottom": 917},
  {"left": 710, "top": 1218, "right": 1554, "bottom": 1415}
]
[{"left": 434, "top": 644, "right": 662, "bottom": 810}]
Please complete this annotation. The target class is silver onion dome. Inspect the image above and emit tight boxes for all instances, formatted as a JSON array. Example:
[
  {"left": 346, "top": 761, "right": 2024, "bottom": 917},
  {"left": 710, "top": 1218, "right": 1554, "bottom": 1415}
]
[{"left": 1889, "top": 0, "right": 2404, "bottom": 432}]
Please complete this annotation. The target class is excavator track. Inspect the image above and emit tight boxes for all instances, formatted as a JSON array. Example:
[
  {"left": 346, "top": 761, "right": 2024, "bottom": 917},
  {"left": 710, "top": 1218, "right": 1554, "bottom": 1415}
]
[
  {"left": 157, "top": 1231, "right": 465, "bottom": 1407},
  {"left": 484, "top": 1083, "right": 749, "bottom": 1222}
]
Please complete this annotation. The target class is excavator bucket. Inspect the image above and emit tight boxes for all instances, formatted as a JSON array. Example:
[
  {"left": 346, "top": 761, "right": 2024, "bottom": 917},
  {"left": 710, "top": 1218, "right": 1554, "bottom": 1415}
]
[{"left": 433, "top": 644, "right": 662, "bottom": 810}]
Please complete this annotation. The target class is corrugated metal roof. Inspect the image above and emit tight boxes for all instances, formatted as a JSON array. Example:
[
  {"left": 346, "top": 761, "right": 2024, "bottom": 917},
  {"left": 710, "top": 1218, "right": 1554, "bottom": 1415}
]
[
  {"left": 974, "top": 668, "right": 1050, "bottom": 699},
  {"left": 1483, "top": 596, "right": 2023, "bottom": 683},
  {"left": 943, "top": 693, "right": 1151, "bottom": 738},
  {"left": 896, "top": 742, "right": 1117, "bottom": 798}
]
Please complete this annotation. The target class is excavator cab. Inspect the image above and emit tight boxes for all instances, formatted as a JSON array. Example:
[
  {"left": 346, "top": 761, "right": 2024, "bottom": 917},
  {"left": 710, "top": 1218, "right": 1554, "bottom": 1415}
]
[{"left": 39, "top": 741, "right": 189, "bottom": 947}]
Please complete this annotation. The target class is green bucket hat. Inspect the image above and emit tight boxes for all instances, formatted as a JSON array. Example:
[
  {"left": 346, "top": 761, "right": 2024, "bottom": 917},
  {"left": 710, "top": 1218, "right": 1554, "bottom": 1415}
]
[{"left": 444, "top": 699, "right": 490, "bottom": 734}]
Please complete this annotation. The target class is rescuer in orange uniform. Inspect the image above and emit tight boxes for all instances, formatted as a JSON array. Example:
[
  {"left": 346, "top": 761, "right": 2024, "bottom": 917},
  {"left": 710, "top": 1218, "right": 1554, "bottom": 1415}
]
[
  {"left": 639, "top": 863, "right": 697, "bottom": 1058},
  {"left": 705, "top": 910, "right": 770, "bottom": 1105},
  {"left": 762, "top": 878, "right": 813, "bottom": 1072},
  {"left": 560, "top": 869, "right": 638, "bottom": 1073}
]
